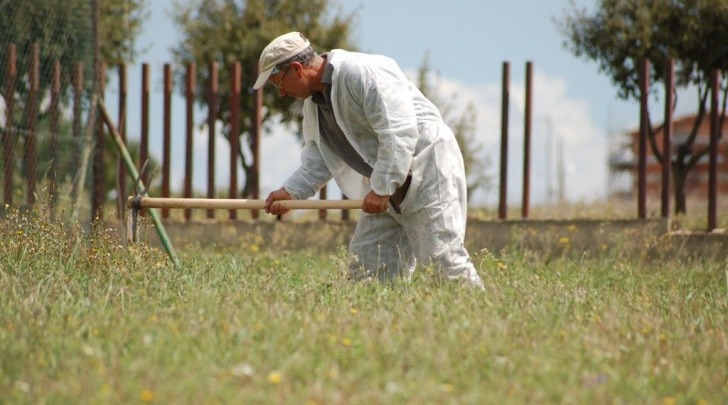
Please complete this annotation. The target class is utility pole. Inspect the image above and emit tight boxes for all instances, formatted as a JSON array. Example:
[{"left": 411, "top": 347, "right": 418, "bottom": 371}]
[{"left": 545, "top": 115, "right": 554, "bottom": 204}]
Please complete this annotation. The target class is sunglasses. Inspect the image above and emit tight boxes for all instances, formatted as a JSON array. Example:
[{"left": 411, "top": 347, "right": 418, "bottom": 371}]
[{"left": 269, "top": 64, "right": 291, "bottom": 90}]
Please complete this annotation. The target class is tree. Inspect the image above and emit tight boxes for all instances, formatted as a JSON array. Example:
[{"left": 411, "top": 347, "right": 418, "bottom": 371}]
[
  {"left": 415, "top": 56, "right": 491, "bottom": 203},
  {"left": 0, "top": 0, "right": 146, "bottom": 212},
  {"left": 559, "top": 0, "right": 728, "bottom": 214},
  {"left": 0, "top": 0, "right": 146, "bottom": 108},
  {"left": 171, "top": 0, "right": 356, "bottom": 197}
]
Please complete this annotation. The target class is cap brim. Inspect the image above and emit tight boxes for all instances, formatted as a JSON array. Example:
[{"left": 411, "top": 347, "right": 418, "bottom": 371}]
[{"left": 253, "top": 66, "right": 275, "bottom": 90}]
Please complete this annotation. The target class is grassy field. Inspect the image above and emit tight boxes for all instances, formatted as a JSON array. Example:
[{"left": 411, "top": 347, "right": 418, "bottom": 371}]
[{"left": 1, "top": 208, "right": 727, "bottom": 404}]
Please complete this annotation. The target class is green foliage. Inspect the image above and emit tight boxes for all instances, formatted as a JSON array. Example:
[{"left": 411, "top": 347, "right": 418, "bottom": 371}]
[
  {"left": 0, "top": 0, "right": 146, "bottom": 213},
  {"left": 0, "top": 0, "right": 146, "bottom": 105},
  {"left": 559, "top": 0, "right": 728, "bottom": 100},
  {"left": 1, "top": 210, "right": 726, "bottom": 403},
  {"left": 99, "top": 0, "right": 147, "bottom": 66},
  {"left": 415, "top": 55, "right": 492, "bottom": 202},
  {"left": 171, "top": 0, "right": 357, "bottom": 195},
  {"left": 559, "top": 0, "right": 728, "bottom": 214},
  {"left": 172, "top": 0, "right": 355, "bottom": 128},
  {"left": 1, "top": 1, "right": 89, "bottom": 102}
]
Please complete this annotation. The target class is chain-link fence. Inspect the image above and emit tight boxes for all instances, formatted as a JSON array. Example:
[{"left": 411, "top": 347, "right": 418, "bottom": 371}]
[{"left": 0, "top": 0, "right": 104, "bottom": 224}]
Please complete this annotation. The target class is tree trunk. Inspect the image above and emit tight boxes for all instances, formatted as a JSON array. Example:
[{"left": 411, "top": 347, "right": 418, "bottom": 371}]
[
  {"left": 238, "top": 134, "right": 253, "bottom": 198},
  {"left": 242, "top": 163, "right": 254, "bottom": 198},
  {"left": 672, "top": 162, "right": 687, "bottom": 214}
]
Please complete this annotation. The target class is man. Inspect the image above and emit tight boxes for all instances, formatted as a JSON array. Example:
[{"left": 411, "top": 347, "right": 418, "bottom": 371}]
[{"left": 255, "top": 32, "right": 483, "bottom": 288}]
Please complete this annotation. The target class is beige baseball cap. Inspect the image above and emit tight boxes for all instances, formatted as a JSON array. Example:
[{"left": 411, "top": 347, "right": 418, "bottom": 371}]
[{"left": 253, "top": 32, "right": 311, "bottom": 89}]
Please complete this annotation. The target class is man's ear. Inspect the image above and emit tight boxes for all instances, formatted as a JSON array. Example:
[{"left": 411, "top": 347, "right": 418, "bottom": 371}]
[{"left": 290, "top": 61, "right": 304, "bottom": 76}]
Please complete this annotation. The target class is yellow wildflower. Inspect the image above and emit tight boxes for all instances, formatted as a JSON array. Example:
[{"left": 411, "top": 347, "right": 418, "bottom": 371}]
[
  {"left": 140, "top": 389, "right": 155, "bottom": 402},
  {"left": 268, "top": 372, "right": 282, "bottom": 384}
]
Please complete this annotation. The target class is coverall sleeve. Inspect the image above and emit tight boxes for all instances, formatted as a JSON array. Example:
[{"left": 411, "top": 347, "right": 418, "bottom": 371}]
[
  {"left": 282, "top": 137, "right": 333, "bottom": 200},
  {"left": 350, "top": 64, "right": 419, "bottom": 196}
]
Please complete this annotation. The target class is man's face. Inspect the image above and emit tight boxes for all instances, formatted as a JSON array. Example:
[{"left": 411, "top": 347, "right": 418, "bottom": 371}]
[
  {"left": 269, "top": 62, "right": 309, "bottom": 99},
  {"left": 269, "top": 65, "right": 290, "bottom": 92}
]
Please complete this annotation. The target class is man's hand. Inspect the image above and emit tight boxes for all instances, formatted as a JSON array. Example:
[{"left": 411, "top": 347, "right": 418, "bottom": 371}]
[
  {"left": 362, "top": 190, "right": 390, "bottom": 214},
  {"left": 265, "top": 187, "right": 293, "bottom": 215}
]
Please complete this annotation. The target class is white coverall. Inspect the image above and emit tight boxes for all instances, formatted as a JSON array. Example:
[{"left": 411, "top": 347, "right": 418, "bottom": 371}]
[{"left": 282, "top": 49, "right": 483, "bottom": 287}]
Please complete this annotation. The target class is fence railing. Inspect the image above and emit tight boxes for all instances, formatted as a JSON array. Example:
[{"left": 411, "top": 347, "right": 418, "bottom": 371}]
[{"left": 1, "top": 42, "right": 724, "bottom": 230}]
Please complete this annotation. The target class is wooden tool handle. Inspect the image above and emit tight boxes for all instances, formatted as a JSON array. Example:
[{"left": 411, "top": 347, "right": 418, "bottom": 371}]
[{"left": 127, "top": 197, "right": 363, "bottom": 210}]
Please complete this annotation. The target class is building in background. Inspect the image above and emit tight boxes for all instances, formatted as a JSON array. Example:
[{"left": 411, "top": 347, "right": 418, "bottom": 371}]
[{"left": 608, "top": 114, "right": 728, "bottom": 199}]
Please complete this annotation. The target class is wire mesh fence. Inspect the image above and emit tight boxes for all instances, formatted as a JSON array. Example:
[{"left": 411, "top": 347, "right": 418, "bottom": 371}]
[{"left": 1, "top": 0, "right": 102, "bottom": 224}]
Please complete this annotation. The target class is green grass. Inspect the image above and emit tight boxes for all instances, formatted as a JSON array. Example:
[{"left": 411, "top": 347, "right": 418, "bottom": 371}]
[{"left": 1, "top": 209, "right": 727, "bottom": 404}]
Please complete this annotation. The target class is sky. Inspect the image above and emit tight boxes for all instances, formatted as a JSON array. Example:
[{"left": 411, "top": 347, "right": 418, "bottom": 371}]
[{"left": 107, "top": 0, "right": 699, "bottom": 208}]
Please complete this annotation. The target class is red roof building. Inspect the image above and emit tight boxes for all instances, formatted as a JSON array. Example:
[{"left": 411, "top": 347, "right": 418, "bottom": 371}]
[{"left": 609, "top": 114, "right": 728, "bottom": 199}]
